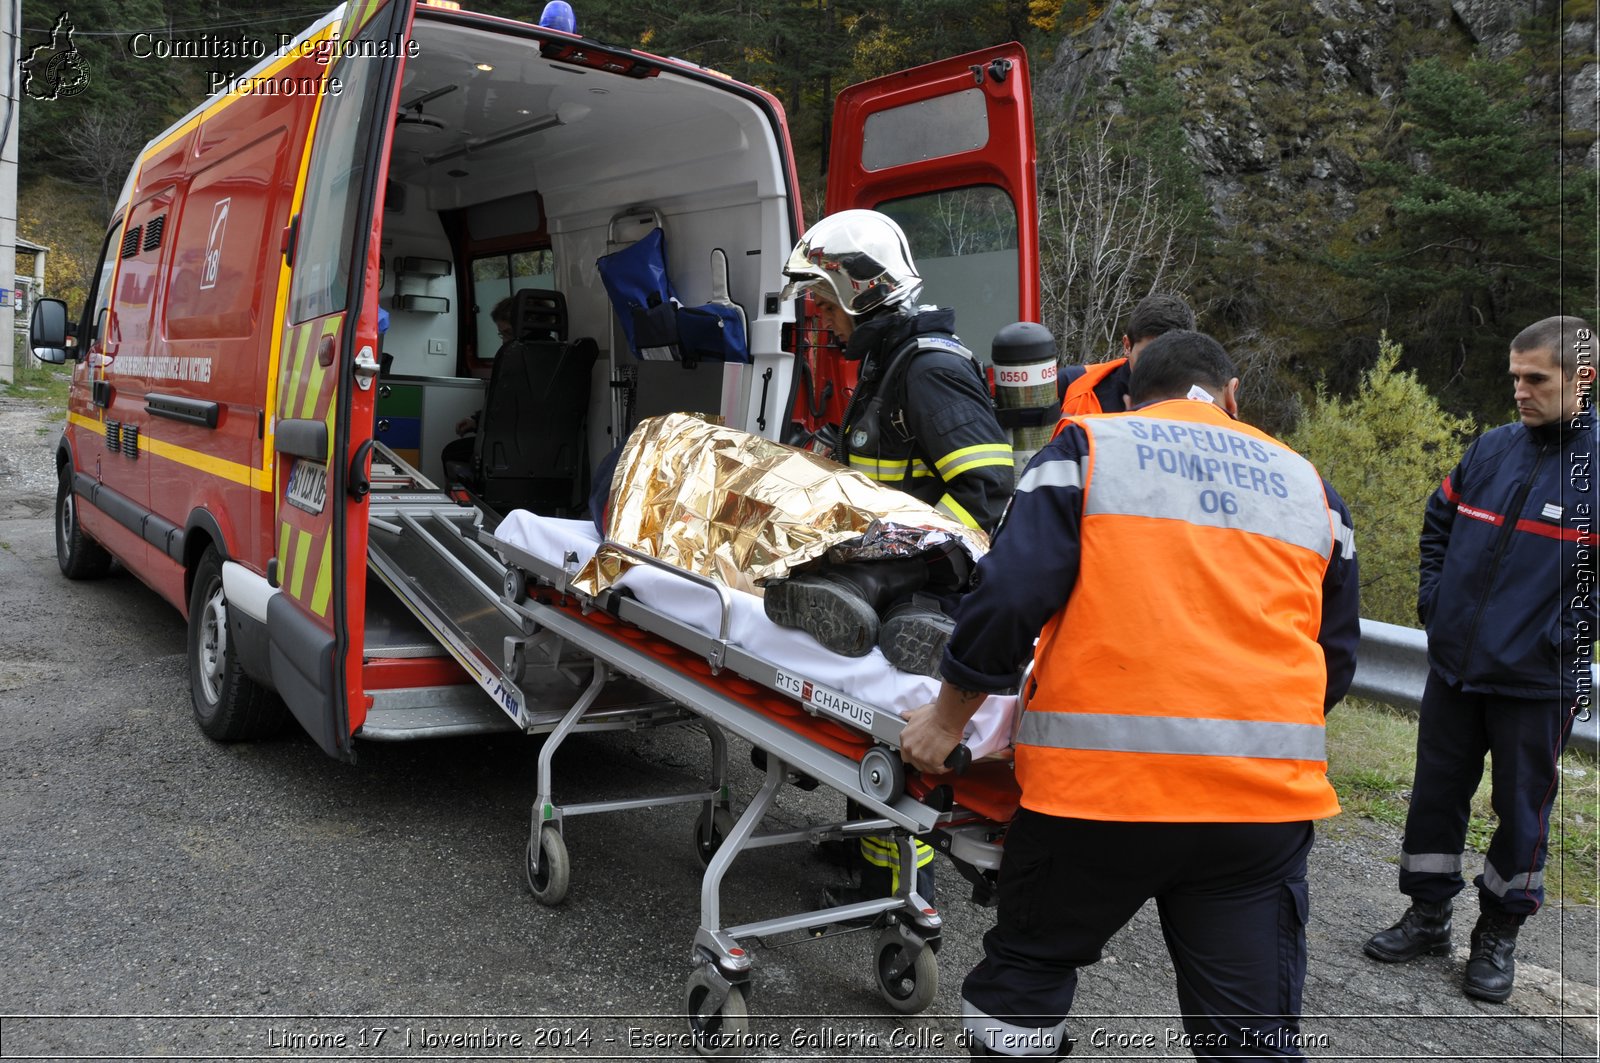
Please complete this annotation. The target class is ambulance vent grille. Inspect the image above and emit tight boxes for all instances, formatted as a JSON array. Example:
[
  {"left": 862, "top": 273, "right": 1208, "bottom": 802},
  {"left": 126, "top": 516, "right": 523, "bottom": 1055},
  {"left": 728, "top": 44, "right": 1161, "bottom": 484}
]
[
  {"left": 105, "top": 420, "right": 120, "bottom": 450},
  {"left": 120, "top": 226, "right": 141, "bottom": 260},
  {"left": 143, "top": 216, "right": 166, "bottom": 252},
  {"left": 121, "top": 424, "right": 139, "bottom": 458}
]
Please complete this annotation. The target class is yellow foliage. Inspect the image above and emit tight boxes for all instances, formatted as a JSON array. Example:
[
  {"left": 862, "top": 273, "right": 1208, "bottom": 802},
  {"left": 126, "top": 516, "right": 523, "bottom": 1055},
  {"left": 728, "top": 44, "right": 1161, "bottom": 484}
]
[{"left": 17, "top": 179, "right": 104, "bottom": 315}]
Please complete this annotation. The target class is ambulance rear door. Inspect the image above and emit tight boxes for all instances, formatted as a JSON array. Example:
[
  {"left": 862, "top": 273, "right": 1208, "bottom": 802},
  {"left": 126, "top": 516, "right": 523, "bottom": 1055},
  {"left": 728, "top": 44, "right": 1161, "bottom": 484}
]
[
  {"left": 826, "top": 43, "right": 1039, "bottom": 363},
  {"left": 270, "top": 0, "right": 417, "bottom": 760}
]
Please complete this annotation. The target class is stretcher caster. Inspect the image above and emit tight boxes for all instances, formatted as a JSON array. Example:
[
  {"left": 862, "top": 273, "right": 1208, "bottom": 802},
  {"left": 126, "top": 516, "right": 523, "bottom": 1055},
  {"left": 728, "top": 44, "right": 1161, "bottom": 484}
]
[
  {"left": 502, "top": 565, "right": 528, "bottom": 606},
  {"left": 504, "top": 640, "right": 527, "bottom": 685},
  {"left": 874, "top": 927, "right": 938, "bottom": 1014},
  {"left": 525, "top": 826, "right": 569, "bottom": 906},
  {"left": 683, "top": 965, "right": 749, "bottom": 1057},
  {"left": 860, "top": 746, "right": 905, "bottom": 803},
  {"left": 693, "top": 806, "right": 736, "bottom": 867}
]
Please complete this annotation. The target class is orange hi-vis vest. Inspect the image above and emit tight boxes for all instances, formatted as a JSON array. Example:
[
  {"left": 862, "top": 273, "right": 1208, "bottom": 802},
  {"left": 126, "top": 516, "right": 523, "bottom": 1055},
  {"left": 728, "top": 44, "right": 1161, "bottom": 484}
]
[
  {"left": 1019, "top": 400, "right": 1342, "bottom": 823},
  {"left": 1052, "top": 358, "right": 1127, "bottom": 439}
]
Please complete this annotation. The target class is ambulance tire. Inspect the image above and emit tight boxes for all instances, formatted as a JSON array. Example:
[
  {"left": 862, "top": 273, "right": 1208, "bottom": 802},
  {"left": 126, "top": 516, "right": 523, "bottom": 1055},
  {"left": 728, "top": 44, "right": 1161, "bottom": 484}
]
[
  {"left": 55, "top": 476, "right": 112, "bottom": 580},
  {"left": 188, "top": 546, "right": 286, "bottom": 742}
]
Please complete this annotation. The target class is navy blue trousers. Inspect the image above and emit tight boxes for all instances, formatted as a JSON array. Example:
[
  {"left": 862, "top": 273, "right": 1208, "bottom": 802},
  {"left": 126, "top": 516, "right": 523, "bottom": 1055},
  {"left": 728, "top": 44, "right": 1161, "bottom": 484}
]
[
  {"left": 1398, "top": 670, "right": 1576, "bottom": 918},
  {"left": 962, "top": 812, "right": 1315, "bottom": 1060}
]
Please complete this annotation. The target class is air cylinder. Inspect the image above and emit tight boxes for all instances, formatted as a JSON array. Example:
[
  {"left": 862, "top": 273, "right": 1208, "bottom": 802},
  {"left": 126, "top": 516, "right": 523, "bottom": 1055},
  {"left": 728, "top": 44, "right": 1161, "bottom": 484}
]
[{"left": 991, "top": 321, "right": 1059, "bottom": 475}]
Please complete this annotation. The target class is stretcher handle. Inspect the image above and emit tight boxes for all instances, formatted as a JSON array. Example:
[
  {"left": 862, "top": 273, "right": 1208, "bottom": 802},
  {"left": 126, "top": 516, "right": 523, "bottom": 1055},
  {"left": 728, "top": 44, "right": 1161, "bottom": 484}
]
[
  {"left": 595, "top": 540, "right": 735, "bottom": 656},
  {"left": 944, "top": 743, "right": 972, "bottom": 775}
]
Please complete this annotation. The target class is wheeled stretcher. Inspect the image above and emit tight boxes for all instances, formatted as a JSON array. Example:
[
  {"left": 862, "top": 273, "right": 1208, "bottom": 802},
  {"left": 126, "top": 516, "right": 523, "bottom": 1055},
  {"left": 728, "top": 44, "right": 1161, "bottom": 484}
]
[{"left": 480, "top": 510, "right": 1023, "bottom": 1052}]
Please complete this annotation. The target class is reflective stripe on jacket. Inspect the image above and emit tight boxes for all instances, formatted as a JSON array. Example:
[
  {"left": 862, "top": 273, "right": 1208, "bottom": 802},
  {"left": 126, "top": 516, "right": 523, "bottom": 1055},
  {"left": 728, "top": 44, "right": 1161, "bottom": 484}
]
[
  {"left": 1013, "top": 400, "right": 1348, "bottom": 822},
  {"left": 840, "top": 307, "right": 1014, "bottom": 534}
]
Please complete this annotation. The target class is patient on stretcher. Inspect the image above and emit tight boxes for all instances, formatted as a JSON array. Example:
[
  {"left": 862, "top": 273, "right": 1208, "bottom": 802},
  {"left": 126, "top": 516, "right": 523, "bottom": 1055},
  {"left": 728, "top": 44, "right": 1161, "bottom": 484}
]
[
  {"left": 492, "top": 412, "right": 1018, "bottom": 760},
  {"left": 582, "top": 412, "right": 986, "bottom": 676}
]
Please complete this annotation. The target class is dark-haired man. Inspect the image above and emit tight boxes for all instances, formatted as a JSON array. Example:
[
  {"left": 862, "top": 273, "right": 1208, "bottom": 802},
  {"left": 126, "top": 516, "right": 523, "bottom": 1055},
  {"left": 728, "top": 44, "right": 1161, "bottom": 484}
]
[
  {"left": 1364, "top": 315, "right": 1597, "bottom": 1003},
  {"left": 902, "top": 330, "right": 1360, "bottom": 1060},
  {"left": 1055, "top": 292, "right": 1196, "bottom": 420}
]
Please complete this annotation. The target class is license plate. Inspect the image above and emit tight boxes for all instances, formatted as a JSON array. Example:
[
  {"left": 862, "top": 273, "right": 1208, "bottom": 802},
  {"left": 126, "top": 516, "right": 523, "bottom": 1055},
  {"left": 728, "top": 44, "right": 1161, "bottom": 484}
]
[{"left": 286, "top": 459, "right": 328, "bottom": 515}]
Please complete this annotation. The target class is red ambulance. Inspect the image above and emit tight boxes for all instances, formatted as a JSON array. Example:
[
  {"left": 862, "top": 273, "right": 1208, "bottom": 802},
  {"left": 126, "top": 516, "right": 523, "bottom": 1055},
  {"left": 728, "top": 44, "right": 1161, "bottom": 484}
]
[{"left": 29, "top": 0, "right": 1038, "bottom": 760}]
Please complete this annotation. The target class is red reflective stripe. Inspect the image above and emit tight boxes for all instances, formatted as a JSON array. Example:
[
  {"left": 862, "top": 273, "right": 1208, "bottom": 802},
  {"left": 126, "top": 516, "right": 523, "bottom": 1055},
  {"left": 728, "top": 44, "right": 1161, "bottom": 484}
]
[
  {"left": 1515, "top": 518, "right": 1587, "bottom": 541},
  {"left": 1441, "top": 475, "right": 1457, "bottom": 502},
  {"left": 1456, "top": 502, "right": 1503, "bottom": 526}
]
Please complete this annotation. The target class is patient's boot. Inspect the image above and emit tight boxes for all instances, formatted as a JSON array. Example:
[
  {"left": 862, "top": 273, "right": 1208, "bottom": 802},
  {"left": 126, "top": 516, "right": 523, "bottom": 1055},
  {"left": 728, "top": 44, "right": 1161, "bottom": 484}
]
[
  {"left": 878, "top": 593, "right": 956, "bottom": 677},
  {"left": 763, "top": 558, "right": 928, "bottom": 657}
]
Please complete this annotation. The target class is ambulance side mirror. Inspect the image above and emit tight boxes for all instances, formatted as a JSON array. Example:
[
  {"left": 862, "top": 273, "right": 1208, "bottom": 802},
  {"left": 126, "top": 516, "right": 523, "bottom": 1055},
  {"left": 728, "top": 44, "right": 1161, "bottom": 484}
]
[{"left": 30, "top": 298, "right": 70, "bottom": 365}]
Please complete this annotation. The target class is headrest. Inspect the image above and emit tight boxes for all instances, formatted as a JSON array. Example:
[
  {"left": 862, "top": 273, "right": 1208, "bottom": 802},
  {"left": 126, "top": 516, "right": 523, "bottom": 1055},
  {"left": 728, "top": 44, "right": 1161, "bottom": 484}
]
[{"left": 511, "top": 288, "right": 567, "bottom": 342}]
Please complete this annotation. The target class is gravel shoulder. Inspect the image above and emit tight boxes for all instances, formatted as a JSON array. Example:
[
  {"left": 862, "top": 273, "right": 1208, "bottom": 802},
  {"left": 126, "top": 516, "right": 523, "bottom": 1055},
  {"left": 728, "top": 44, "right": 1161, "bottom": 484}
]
[{"left": 1, "top": 393, "right": 1595, "bottom": 1061}]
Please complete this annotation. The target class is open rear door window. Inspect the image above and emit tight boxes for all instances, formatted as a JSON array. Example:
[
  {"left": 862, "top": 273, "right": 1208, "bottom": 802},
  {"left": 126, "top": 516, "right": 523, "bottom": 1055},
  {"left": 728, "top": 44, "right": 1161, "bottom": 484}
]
[{"left": 827, "top": 44, "right": 1039, "bottom": 362}]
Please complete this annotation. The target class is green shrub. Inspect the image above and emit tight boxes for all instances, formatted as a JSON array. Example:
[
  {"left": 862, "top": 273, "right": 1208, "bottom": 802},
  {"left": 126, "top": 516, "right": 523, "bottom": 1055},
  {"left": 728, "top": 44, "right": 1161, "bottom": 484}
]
[{"left": 1287, "top": 334, "right": 1474, "bottom": 626}]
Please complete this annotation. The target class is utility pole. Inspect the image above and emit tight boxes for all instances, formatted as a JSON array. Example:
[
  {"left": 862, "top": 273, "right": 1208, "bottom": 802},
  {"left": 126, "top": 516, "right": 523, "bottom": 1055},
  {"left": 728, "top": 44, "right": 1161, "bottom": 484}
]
[{"left": 0, "top": 0, "right": 20, "bottom": 385}]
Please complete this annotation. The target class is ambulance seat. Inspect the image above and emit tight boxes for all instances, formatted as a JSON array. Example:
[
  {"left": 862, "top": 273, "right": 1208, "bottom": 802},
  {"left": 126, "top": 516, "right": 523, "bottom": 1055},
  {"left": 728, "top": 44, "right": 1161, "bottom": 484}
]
[{"left": 474, "top": 290, "right": 597, "bottom": 516}]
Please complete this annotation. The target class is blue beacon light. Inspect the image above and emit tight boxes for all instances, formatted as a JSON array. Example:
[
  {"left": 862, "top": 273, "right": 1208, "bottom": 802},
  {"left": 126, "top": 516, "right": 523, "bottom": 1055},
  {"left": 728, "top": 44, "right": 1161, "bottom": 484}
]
[{"left": 539, "top": 2, "right": 577, "bottom": 33}]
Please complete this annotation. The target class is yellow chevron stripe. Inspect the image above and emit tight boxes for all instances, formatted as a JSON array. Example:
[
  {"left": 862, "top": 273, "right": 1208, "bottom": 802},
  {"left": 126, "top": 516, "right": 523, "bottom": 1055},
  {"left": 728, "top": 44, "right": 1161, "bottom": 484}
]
[
  {"left": 310, "top": 533, "right": 333, "bottom": 616},
  {"left": 264, "top": 105, "right": 326, "bottom": 506},
  {"left": 278, "top": 520, "right": 292, "bottom": 571},
  {"left": 290, "top": 528, "right": 313, "bottom": 599}
]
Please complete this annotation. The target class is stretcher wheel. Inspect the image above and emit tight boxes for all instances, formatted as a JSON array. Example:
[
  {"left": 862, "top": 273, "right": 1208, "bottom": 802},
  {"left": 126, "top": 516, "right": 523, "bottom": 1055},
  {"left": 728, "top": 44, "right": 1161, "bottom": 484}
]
[
  {"left": 525, "top": 827, "right": 569, "bottom": 905},
  {"left": 859, "top": 746, "right": 905, "bottom": 804},
  {"left": 505, "top": 642, "right": 527, "bottom": 685},
  {"left": 693, "top": 807, "right": 736, "bottom": 867},
  {"left": 683, "top": 970, "right": 749, "bottom": 1056},
  {"left": 874, "top": 930, "right": 938, "bottom": 1014},
  {"left": 503, "top": 566, "right": 528, "bottom": 606}
]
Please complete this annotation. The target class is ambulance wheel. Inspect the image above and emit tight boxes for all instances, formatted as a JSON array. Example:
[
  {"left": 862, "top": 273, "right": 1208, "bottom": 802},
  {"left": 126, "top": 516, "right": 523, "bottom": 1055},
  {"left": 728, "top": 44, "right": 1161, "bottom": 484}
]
[
  {"left": 693, "top": 807, "right": 736, "bottom": 867},
  {"left": 874, "top": 930, "right": 938, "bottom": 1014},
  {"left": 503, "top": 566, "right": 527, "bottom": 605},
  {"left": 55, "top": 476, "right": 112, "bottom": 580},
  {"left": 525, "top": 827, "right": 569, "bottom": 906},
  {"left": 683, "top": 970, "right": 749, "bottom": 1057},
  {"left": 188, "top": 546, "right": 285, "bottom": 741}
]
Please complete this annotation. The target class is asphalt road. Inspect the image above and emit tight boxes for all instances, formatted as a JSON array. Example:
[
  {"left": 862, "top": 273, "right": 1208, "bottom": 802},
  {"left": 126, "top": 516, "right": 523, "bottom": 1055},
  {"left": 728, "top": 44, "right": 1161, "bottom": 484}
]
[{"left": 1, "top": 394, "right": 1597, "bottom": 1061}]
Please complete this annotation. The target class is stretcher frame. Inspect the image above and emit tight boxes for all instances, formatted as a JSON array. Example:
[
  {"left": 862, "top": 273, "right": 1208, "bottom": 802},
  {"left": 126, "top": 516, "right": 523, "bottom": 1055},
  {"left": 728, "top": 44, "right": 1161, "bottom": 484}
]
[{"left": 481, "top": 523, "right": 1011, "bottom": 1052}]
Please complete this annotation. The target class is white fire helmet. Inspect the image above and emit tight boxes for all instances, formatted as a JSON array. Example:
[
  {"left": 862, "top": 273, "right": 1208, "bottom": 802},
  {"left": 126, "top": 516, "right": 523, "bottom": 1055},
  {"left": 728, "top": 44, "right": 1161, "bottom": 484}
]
[{"left": 780, "top": 209, "right": 923, "bottom": 317}]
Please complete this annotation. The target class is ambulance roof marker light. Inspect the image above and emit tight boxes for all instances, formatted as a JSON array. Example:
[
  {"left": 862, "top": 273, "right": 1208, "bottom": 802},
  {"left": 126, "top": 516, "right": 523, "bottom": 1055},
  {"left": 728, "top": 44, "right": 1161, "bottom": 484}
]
[{"left": 539, "top": 1, "right": 578, "bottom": 35}]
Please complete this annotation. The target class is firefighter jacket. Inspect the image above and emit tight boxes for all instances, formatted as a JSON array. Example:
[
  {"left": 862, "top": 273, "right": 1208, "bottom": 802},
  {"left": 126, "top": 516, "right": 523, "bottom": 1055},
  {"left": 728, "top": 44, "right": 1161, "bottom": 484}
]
[
  {"left": 1419, "top": 411, "right": 1598, "bottom": 701},
  {"left": 941, "top": 398, "right": 1360, "bottom": 823},
  {"left": 838, "top": 306, "right": 1014, "bottom": 534},
  {"left": 1055, "top": 357, "right": 1130, "bottom": 421}
]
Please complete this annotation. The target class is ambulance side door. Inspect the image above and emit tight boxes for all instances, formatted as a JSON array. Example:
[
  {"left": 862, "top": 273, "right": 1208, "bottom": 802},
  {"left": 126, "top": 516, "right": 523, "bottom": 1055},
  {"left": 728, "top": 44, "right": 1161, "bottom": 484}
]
[
  {"left": 269, "top": 0, "right": 416, "bottom": 760},
  {"left": 827, "top": 43, "right": 1039, "bottom": 363}
]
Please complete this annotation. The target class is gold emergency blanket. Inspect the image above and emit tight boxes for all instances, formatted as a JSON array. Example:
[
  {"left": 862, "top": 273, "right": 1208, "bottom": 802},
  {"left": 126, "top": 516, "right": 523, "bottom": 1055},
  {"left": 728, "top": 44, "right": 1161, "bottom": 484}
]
[{"left": 574, "top": 412, "right": 987, "bottom": 596}]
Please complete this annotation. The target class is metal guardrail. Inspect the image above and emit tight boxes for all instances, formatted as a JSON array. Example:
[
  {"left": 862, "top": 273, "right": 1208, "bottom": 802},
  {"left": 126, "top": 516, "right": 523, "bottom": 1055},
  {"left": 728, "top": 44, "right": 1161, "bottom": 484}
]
[{"left": 1351, "top": 619, "right": 1598, "bottom": 756}]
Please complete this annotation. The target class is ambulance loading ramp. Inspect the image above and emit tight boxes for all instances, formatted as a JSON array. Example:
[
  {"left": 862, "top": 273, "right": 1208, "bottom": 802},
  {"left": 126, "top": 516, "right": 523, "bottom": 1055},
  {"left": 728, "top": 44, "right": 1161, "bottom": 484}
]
[{"left": 363, "top": 489, "right": 680, "bottom": 738}]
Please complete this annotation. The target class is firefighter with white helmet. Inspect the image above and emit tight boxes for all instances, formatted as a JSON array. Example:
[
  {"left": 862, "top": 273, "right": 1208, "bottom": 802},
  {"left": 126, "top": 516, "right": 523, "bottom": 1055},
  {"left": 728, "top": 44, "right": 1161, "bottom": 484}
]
[{"left": 768, "top": 209, "right": 1016, "bottom": 913}]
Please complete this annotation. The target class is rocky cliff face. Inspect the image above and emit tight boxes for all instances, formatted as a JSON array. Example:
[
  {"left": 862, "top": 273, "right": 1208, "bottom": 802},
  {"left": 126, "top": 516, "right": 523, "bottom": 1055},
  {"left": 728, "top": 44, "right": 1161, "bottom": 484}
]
[{"left": 1039, "top": 0, "right": 1596, "bottom": 236}]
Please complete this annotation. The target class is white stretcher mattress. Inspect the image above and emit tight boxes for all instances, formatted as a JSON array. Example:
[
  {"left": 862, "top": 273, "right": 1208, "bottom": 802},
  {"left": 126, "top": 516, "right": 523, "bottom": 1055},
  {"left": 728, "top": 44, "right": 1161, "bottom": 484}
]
[{"left": 496, "top": 510, "right": 1018, "bottom": 761}]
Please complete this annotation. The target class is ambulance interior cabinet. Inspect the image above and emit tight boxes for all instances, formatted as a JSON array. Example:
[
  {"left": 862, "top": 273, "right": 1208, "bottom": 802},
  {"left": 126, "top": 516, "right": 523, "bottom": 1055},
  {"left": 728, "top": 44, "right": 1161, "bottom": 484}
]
[{"left": 375, "top": 375, "right": 485, "bottom": 485}]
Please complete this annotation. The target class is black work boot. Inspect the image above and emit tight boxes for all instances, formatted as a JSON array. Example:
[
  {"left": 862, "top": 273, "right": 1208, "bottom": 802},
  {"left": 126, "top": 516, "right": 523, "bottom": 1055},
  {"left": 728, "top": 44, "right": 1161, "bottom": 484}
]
[
  {"left": 1363, "top": 899, "right": 1453, "bottom": 962},
  {"left": 763, "top": 558, "right": 928, "bottom": 657},
  {"left": 878, "top": 593, "right": 956, "bottom": 677},
  {"left": 1463, "top": 911, "right": 1520, "bottom": 1003}
]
